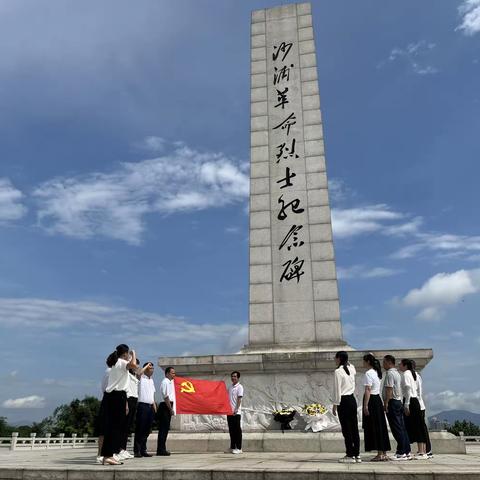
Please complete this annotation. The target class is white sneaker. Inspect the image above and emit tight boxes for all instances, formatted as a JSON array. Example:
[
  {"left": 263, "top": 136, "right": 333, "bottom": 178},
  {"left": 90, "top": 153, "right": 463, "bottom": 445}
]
[
  {"left": 338, "top": 456, "right": 356, "bottom": 463},
  {"left": 392, "top": 454, "right": 409, "bottom": 461},
  {"left": 232, "top": 449, "right": 243, "bottom": 454},
  {"left": 355, "top": 456, "right": 362, "bottom": 463},
  {"left": 96, "top": 456, "right": 104, "bottom": 464},
  {"left": 113, "top": 453, "right": 123, "bottom": 462},
  {"left": 123, "top": 451, "right": 134, "bottom": 459},
  {"left": 415, "top": 453, "right": 429, "bottom": 460}
]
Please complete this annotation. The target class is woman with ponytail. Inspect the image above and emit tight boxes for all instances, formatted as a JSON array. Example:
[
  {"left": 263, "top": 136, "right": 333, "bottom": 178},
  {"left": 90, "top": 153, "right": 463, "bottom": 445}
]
[
  {"left": 332, "top": 351, "right": 361, "bottom": 463},
  {"left": 101, "top": 344, "right": 137, "bottom": 465},
  {"left": 362, "top": 353, "right": 391, "bottom": 461},
  {"left": 399, "top": 359, "right": 429, "bottom": 459}
]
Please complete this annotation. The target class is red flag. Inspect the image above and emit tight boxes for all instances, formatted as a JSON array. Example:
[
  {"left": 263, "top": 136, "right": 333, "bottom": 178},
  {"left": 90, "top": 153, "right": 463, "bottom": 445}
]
[{"left": 174, "top": 376, "right": 233, "bottom": 415}]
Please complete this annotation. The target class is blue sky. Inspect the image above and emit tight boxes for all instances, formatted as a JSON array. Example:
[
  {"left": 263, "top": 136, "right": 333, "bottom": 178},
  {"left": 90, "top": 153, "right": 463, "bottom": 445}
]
[{"left": 1, "top": 0, "right": 479, "bottom": 423}]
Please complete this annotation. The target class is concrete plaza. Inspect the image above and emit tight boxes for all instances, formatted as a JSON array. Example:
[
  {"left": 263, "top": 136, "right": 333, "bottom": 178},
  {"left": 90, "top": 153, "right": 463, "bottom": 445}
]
[{"left": 0, "top": 445, "right": 479, "bottom": 479}]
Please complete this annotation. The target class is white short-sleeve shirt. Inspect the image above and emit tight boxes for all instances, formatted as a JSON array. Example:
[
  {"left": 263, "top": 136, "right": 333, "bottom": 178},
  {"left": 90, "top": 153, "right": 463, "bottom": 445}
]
[
  {"left": 106, "top": 358, "right": 129, "bottom": 393},
  {"left": 101, "top": 368, "right": 111, "bottom": 394},
  {"left": 228, "top": 382, "right": 244, "bottom": 414},
  {"left": 126, "top": 372, "right": 139, "bottom": 399},
  {"left": 332, "top": 364, "right": 356, "bottom": 406},
  {"left": 416, "top": 373, "right": 426, "bottom": 410},
  {"left": 364, "top": 368, "right": 381, "bottom": 395},
  {"left": 160, "top": 377, "right": 176, "bottom": 410},
  {"left": 138, "top": 375, "right": 156, "bottom": 404}
]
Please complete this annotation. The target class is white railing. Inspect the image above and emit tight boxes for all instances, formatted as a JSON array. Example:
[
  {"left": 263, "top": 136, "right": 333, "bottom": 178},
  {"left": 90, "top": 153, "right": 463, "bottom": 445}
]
[
  {"left": 0, "top": 433, "right": 134, "bottom": 451},
  {"left": 461, "top": 435, "right": 480, "bottom": 442}
]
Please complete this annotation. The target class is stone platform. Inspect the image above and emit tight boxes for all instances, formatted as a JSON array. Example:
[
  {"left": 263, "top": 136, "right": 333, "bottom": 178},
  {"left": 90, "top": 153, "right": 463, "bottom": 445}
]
[
  {"left": 0, "top": 446, "right": 479, "bottom": 480},
  {"left": 147, "top": 431, "right": 465, "bottom": 454}
]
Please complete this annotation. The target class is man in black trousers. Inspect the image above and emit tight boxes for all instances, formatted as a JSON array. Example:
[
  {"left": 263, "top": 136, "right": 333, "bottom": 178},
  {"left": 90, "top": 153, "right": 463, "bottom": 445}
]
[
  {"left": 156, "top": 366, "right": 176, "bottom": 456},
  {"left": 383, "top": 355, "right": 411, "bottom": 460},
  {"left": 133, "top": 362, "right": 156, "bottom": 457}
]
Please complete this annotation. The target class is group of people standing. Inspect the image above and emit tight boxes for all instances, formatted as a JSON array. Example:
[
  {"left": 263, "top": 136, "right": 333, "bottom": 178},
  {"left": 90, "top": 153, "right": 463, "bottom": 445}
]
[
  {"left": 96, "top": 344, "right": 176, "bottom": 465},
  {"left": 96, "top": 344, "right": 431, "bottom": 465},
  {"left": 332, "top": 351, "right": 431, "bottom": 463},
  {"left": 96, "top": 344, "right": 244, "bottom": 465}
]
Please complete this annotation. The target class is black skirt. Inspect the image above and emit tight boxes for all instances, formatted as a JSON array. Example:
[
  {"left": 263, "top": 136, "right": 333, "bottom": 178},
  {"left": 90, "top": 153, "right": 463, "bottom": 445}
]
[
  {"left": 94, "top": 393, "right": 107, "bottom": 437},
  {"left": 362, "top": 394, "right": 391, "bottom": 452},
  {"left": 404, "top": 397, "right": 429, "bottom": 443}
]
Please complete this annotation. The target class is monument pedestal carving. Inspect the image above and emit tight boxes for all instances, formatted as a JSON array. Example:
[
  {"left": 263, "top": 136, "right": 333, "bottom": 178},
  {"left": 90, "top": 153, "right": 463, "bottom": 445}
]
[{"left": 159, "top": 349, "right": 433, "bottom": 432}]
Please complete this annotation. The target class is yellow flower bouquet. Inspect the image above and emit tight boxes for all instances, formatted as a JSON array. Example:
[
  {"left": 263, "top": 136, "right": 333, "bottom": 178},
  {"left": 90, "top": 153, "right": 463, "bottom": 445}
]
[{"left": 302, "top": 403, "right": 328, "bottom": 416}]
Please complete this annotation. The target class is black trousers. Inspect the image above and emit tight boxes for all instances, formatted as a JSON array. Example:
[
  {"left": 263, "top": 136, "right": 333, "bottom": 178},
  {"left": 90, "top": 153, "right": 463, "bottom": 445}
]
[
  {"left": 101, "top": 390, "right": 127, "bottom": 457},
  {"left": 156, "top": 402, "right": 173, "bottom": 454},
  {"left": 337, "top": 394, "right": 360, "bottom": 457},
  {"left": 227, "top": 414, "right": 242, "bottom": 450},
  {"left": 134, "top": 402, "right": 155, "bottom": 455},
  {"left": 420, "top": 409, "right": 432, "bottom": 452},
  {"left": 404, "top": 397, "right": 429, "bottom": 444},
  {"left": 386, "top": 399, "right": 410, "bottom": 455},
  {"left": 122, "top": 396, "right": 138, "bottom": 450}
]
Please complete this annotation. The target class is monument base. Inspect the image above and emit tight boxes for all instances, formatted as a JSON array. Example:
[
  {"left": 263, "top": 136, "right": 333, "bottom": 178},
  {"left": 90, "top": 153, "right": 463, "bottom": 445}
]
[
  {"left": 159, "top": 348, "right": 433, "bottom": 431},
  {"left": 147, "top": 431, "right": 465, "bottom": 454}
]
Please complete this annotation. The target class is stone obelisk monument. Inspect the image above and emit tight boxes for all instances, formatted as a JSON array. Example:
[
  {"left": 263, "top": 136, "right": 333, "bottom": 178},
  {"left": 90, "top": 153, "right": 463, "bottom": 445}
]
[
  {"left": 159, "top": 2, "right": 432, "bottom": 432},
  {"left": 247, "top": 2, "right": 345, "bottom": 352}
]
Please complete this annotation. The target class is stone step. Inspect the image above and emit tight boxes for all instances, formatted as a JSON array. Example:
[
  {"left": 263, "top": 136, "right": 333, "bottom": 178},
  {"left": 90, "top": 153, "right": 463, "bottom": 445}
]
[{"left": 147, "top": 430, "right": 465, "bottom": 454}]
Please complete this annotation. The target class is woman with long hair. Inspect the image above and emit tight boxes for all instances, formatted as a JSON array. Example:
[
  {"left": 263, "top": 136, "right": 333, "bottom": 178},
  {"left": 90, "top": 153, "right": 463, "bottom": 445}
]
[
  {"left": 332, "top": 351, "right": 361, "bottom": 463},
  {"left": 101, "top": 344, "right": 137, "bottom": 465},
  {"left": 362, "top": 353, "right": 391, "bottom": 461},
  {"left": 95, "top": 352, "right": 116, "bottom": 464},
  {"left": 399, "top": 359, "right": 429, "bottom": 459},
  {"left": 412, "top": 360, "right": 433, "bottom": 458}
]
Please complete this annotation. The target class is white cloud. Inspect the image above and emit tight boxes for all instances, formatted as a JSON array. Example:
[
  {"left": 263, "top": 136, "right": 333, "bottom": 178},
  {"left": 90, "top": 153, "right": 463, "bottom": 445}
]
[
  {"left": 391, "top": 232, "right": 480, "bottom": 261},
  {"left": 426, "top": 390, "right": 480, "bottom": 413},
  {"left": 328, "top": 178, "right": 356, "bottom": 204},
  {"left": 457, "top": 0, "right": 480, "bottom": 36},
  {"left": 331, "top": 204, "right": 412, "bottom": 238},
  {"left": 139, "top": 136, "right": 166, "bottom": 153},
  {"left": 2, "top": 395, "right": 46, "bottom": 409},
  {"left": 337, "top": 265, "right": 402, "bottom": 280},
  {"left": 383, "top": 41, "right": 438, "bottom": 75},
  {"left": 401, "top": 269, "right": 479, "bottom": 320},
  {"left": 0, "top": 297, "right": 245, "bottom": 354},
  {"left": 33, "top": 140, "right": 249, "bottom": 244},
  {"left": 0, "top": 178, "right": 27, "bottom": 224},
  {"left": 327, "top": 180, "right": 479, "bottom": 262}
]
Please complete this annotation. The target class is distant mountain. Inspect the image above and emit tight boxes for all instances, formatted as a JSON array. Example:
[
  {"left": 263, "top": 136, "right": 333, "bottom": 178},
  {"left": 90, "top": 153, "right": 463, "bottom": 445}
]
[
  {"left": 9, "top": 419, "right": 34, "bottom": 427},
  {"left": 429, "top": 410, "right": 480, "bottom": 427}
]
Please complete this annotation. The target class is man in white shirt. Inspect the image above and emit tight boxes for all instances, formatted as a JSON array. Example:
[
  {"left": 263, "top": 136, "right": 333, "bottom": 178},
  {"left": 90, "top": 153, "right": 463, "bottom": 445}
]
[
  {"left": 226, "top": 371, "right": 244, "bottom": 454},
  {"left": 382, "top": 355, "right": 411, "bottom": 460},
  {"left": 134, "top": 362, "right": 156, "bottom": 457},
  {"left": 156, "top": 366, "right": 176, "bottom": 456}
]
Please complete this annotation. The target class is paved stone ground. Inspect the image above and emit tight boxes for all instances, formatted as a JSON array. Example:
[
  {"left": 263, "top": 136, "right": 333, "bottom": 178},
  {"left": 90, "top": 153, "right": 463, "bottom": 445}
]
[{"left": 0, "top": 446, "right": 479, "bottom": 479}]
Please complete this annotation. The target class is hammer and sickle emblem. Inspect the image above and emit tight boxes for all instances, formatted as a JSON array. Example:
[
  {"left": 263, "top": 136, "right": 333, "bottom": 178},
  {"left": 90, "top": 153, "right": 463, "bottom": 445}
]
[{"left": 180, "top": 381, "right": 195, "bottom": 393}]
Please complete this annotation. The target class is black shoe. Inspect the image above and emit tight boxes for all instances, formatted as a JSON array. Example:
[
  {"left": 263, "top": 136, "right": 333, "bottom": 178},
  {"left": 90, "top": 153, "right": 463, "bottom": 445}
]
[
  {"left": 134, "top": 453, "right": 143, "bottom": 458},
  {"left": 142, "top": 453, "right": 153, "bottom": 457},
  {"left": 157, "top": 451, "right": 171, "bottom": 456}
]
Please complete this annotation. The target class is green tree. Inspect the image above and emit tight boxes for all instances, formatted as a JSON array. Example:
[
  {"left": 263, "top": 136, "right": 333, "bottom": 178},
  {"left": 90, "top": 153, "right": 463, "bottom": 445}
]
[
  {"left": 0, "top": 417, "right": 13, "bottom": 437},
  {"left": 447, "top": 420, "right": 480, "bottom": 437},
  {"left": 32, "top": 396, "right": 101, "bottom": 436}
]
